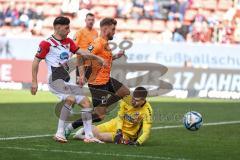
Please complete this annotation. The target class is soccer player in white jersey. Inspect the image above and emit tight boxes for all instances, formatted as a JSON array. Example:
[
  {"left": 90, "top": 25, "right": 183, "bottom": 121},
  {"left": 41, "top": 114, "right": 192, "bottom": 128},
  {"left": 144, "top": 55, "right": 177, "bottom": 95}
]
[{"left": 31, "top": 16, "right": 104, "bottom": 143}]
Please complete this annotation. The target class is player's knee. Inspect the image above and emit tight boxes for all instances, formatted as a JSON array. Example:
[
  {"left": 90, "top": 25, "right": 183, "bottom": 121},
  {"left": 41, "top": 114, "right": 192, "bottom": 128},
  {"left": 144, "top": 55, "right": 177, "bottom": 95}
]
[
  {"left": 98, "top": 114, "right": 106, "bottom": 120},
  {"left": 79, "top": 97, "right": 91, "bottom": 108},
  {"left": 95, "top": 107, "right": 107, "bottom": 116},
  {"left": 117, "top": 85, "right": 130, "bottom": 97},
  {"left": 92, "top": 113, "right": 105, "bottom": 122},
  {"left": 123, "top": 85, "right": 130, "bottom": 95},
  {"left": 65, "top": 96, "right": 76, "bottom": 105},
  {"left": 96, "top": 112, "right": 106, "bottom": 120}
]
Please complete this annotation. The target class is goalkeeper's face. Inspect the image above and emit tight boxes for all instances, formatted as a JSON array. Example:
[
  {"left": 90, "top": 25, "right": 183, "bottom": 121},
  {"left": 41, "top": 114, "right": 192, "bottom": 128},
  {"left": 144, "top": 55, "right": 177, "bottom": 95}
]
[{"left": 131, "top": 97, "right": 146, "bottom": 108}]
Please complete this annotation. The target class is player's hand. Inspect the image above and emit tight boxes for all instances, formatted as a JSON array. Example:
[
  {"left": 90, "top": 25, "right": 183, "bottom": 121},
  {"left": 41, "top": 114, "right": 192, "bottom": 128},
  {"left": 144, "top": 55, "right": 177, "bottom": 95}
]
[
  {"left": 116, "top": 50, "right": 125, "bottom": 59},
  {"left": 114, "top": 129, "right": 123, "bottom": 144},
  {"left": 78, "top": 76, "right": 85, "bottom": 88},
  {"left": 31, "top": 82, "right": 38, "bottom": 95},
  {"left": 126, "top": 140, "right": 140, "bottom": 146}
]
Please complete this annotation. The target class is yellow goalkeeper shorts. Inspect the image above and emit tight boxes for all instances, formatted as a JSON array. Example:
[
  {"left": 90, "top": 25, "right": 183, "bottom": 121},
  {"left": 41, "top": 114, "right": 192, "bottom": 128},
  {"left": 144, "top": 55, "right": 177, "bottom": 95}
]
[{"left": 96, "top": 118, "right": 137, "bottom": 141}]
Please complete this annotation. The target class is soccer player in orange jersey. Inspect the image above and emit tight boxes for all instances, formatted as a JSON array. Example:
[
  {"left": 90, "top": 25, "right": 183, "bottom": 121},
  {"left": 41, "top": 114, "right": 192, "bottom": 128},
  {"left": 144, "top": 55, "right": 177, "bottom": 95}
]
[
  {"left": 74, "top": 13, "right": 98, "bottom": 85},
  {"left": 65, "top": 18, "right": 130, "bottom": 137}
]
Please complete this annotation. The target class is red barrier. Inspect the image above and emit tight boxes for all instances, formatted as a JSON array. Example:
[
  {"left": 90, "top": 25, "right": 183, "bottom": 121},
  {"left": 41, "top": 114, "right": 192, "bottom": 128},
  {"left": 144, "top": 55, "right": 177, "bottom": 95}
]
[{"left": 0, "top": 59, "right": 48, "bottom": 83}]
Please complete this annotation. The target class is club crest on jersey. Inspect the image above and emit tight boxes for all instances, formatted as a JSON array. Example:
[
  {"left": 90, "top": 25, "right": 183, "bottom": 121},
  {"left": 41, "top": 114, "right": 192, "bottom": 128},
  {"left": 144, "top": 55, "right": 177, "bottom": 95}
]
[
  {"left": 134, "top": 112, "right": 140, "bottom": 117},
  {"left": 37, "top": 47, "right": 42, "bottom": 53},
  {"left": 88, "top": 45, "right": 94, "bottom": 52},
  {"left": 65, "top": 44, "right": 70, "bottom": 49},
  {"left": 60, "top": 52, "right": 69, "bottom": 60}
]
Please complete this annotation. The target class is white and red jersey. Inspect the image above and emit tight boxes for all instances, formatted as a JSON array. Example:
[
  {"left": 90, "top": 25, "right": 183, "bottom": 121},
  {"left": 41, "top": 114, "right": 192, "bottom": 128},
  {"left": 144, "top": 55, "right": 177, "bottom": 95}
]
[{"left": 35, "top": 35, "right": 79, "bottom": 81}]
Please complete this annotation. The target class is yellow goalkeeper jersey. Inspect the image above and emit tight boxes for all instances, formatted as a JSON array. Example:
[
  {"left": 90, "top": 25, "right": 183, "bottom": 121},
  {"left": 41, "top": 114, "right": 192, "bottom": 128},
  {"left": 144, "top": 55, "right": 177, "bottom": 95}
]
[{"left": 116, "top": 95, "right": 153, "bottom": 144}]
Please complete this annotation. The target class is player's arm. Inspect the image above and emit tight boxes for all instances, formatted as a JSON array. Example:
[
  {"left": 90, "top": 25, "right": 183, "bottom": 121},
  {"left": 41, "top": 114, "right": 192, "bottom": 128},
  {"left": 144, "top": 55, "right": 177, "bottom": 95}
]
[
  {"left": 31, "top": 41, "right": 50, "bottom": 95},
  {"left": 112, "top": 50, "right": 125, "bottom": 60},
  {"left": 31, "top": 57, "right": 41, "bottom": 95},
  {"left": 75, "top": 48, "right": 104, "bottom": 65},
  {"left": 77, "top": 57, "right": 85, "bottom": 87},
  {"left": 136, "top": 106, "right": 153, "bottom": 145},
  {"left": 69, "top": 38, "right": 105, "bottom": 66},
  {"left": 73, "top": 31, "right": 86, "bottom": 86}
]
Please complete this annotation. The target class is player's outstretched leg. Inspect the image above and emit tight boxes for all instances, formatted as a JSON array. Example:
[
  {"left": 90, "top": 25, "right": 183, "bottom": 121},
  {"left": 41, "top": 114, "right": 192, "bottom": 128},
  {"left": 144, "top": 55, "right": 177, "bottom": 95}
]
[{"left": 54, "top": 96, "right": 75, "bottom": 143}]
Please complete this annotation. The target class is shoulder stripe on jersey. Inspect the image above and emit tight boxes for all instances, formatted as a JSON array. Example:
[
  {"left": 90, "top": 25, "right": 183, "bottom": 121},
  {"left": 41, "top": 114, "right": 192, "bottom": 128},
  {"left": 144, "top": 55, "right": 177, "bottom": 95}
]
[{"left": 49, "top": 38, "right": 59, "bottom": 46}]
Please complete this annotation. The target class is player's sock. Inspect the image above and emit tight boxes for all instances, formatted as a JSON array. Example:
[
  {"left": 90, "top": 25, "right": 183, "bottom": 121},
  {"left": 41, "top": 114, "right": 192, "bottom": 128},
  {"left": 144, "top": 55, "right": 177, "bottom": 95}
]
[
  {"left": 72, "top": 118, "right": 83, "bottom": 129},
  {"left": 81, "top": 108, "right": 93, "bottom": 139},
  {"left": 56, "top": 103, "right": 72, "bottom": 135},
  {"left": 64, "top": 123, "right": 74, "bottom": 138},
  {"left": 66, "top": 123, "right": 74, "bottom": 131},
  {"left": 71, "top": 113, "right": 102, "bottom": 129},
  {"left": 92, "top": 113, "right": 102, "bottom": 122}
]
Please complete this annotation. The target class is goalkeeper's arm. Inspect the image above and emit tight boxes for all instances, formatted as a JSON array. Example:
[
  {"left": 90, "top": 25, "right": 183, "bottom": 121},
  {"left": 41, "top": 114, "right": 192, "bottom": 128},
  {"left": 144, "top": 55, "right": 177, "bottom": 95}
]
[
  {"left": 136, "top": 122, "right": 152, "bottom": 145},
  {"left": 136, "top": 107, "right": 153, "bottom": 145}
]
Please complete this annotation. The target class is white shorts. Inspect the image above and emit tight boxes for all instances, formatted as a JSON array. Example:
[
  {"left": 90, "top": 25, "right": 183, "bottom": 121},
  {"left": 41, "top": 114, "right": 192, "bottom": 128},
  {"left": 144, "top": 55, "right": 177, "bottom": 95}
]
[{"left": 48, "top": 79, "right": 85, "bottom": 104}]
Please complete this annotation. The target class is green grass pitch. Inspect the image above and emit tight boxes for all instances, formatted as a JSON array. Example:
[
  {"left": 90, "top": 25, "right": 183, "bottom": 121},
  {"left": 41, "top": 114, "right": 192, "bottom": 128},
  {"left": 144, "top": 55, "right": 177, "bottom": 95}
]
[{"left": 0, "top": 90, "right": 240, "bottom": 160}]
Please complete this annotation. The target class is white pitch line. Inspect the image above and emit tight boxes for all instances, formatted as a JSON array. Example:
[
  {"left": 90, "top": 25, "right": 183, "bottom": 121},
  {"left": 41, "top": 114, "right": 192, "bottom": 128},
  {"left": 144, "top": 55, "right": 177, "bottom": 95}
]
[
  {"left": 152, "top": 120, "right": 240, "bottom": 130},
  {"left": 0, "top": 146, "right": 188, "bottom": 160},
  {"left": 0, "top": 134, "right": 52, "bottom": 141},
  {"left": 0, "top": 120, "right": 240, "bottom": 141}
]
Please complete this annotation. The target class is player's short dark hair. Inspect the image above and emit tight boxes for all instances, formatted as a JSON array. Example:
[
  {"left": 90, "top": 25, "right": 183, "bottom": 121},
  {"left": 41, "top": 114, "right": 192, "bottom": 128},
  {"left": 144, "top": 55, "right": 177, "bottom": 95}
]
[
  {"left": 100, "top": 18, "right": 117, "bottom": 27},
  {"left": 53, "top": 16, "right": 70, "bottom": 26},
  {"left": 133, "top": 87, "right": 148, "bottom": 99},
  {"left": 86, "top": 13, "right": 94, "bottom": 18}
]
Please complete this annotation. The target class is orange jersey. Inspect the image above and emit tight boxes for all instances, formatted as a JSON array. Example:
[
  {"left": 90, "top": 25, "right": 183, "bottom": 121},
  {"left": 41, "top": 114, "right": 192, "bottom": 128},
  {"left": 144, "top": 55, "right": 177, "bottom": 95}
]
[
  {"left": 74, "top": 27, "right": 98, "bottom": 66},
  {"left": 74, "top": 27, "right": 98, "bottom": 50},
  {"left": 88, "top": 37, "right": 112, "bottom": 85}
]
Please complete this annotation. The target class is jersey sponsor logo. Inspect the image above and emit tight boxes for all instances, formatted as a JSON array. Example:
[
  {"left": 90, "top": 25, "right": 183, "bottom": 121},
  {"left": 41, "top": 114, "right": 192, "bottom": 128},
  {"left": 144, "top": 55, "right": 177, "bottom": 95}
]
[
  {"left": 134, "top": 112, "right": 140, "bottom": 117},
  {"left": 124, "top": 113, "right": 142, "bottom": 124},
  {"left": 60, "top": 52, "right": 69, "bottom": 60},
  {"left": 66, "top": 44, "right": 70, "bottom": 49}
]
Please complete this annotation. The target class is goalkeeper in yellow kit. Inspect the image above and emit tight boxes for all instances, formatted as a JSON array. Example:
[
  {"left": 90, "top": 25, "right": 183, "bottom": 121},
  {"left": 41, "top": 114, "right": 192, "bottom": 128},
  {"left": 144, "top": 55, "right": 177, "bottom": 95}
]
[{"left": 74, "top": 87, "right": 153, "bottom": 146}]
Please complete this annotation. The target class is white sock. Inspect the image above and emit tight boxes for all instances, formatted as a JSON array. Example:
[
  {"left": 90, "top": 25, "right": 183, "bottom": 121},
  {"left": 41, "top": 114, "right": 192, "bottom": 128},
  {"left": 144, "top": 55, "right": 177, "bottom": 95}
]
[
  {"left": 66, "top": 123, "right": 74, "bottom": 131},
  {"left": 57, "top": 103, "right": 72, "bottom": 135},
  {"left": 81, "top": 108, "right": 93, "bottom": 139}
]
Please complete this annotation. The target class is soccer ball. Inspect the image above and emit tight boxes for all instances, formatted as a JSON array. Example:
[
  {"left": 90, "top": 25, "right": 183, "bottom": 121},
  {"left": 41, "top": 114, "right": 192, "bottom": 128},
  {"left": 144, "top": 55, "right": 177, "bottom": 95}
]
[{"left": 183, "top": 111, "right": 203, "bottom": 131}]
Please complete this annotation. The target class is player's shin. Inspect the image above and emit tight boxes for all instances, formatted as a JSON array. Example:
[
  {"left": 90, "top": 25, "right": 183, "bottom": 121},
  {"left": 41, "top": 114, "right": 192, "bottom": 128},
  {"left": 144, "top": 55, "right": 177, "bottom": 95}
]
[
  {"left": 57, "top": 103, "right": 72, "bottom": 136},
  {"left": 69, "top": 112, "right": 102, "bottom": 131},
  {"left": 72, "top": 118, "right": 83, "bottom": 129},
  {"left": 81, "top": 108, "right": 93, "bottom": 138}
]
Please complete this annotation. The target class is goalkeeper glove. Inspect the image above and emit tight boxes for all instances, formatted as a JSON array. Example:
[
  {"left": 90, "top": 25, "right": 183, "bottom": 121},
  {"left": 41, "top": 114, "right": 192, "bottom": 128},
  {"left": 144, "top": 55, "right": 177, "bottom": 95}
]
[
  {"left": 114, "top": 129, "right": 123, "bottom": 144},
  {"left": 127, "top": 140, "right": 140, "bottom": 146}
]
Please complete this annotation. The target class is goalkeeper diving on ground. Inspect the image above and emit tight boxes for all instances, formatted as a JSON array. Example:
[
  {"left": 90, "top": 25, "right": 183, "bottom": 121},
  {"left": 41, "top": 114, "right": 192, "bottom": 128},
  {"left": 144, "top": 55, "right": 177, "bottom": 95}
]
[{"left": 70, "top": 87, "right": 153, "bottom": 145}]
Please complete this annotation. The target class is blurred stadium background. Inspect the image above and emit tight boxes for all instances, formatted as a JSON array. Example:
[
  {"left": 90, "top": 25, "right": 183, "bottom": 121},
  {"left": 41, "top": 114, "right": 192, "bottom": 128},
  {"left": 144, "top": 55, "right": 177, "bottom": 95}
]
[
  {"left": 0, "top": 0, "right": 240, "bottom": 160},
  {"left": 1, "top": 0, "right": 240, "bottom": 99}
]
